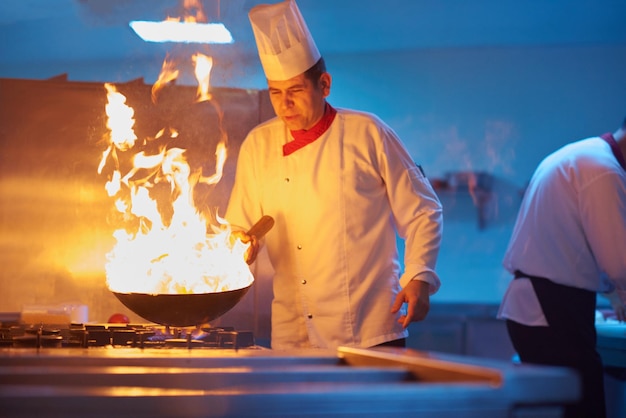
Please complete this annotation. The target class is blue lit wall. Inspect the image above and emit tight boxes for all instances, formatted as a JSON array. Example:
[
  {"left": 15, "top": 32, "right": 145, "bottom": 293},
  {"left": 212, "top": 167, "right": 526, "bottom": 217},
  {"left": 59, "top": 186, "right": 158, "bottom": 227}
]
[{"left": 324, "top": 44, "right": 626, "bottom": 302}]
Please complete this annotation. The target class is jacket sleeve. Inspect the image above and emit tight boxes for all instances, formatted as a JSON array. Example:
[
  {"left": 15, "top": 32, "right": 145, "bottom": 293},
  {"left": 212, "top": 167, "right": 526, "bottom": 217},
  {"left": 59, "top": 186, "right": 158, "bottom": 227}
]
[
  {"left": 376, "top": 122, "right": 444, "bottom": 293},
  {"left": 581, "top": 168, "right": 626, "bottom": 298}
]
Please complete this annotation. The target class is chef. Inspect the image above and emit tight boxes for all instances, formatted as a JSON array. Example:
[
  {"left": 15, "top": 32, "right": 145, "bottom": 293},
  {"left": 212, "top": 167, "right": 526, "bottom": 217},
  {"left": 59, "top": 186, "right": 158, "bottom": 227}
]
[
  {"left": 225, "top": 0, "right": 443, "bottom": 350},
  {"left": 497, "top": 117, "right": 626, "bottom": 418}
]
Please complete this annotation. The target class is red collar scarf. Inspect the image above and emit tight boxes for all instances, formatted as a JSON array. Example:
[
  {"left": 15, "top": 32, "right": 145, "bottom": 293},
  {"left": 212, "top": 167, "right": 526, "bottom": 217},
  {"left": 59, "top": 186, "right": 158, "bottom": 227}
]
[
  {"left": 283, "top": 102, "right": 337, "bottom": 156},
  {"left": 600, "top": 132, "right": 626, "bottom": 171}
]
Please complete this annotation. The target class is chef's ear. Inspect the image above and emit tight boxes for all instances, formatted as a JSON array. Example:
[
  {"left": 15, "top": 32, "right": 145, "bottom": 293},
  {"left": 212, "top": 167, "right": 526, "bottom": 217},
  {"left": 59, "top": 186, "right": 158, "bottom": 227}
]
[{"left": 319, "top": 73, "right": 332, "bottom": 96}]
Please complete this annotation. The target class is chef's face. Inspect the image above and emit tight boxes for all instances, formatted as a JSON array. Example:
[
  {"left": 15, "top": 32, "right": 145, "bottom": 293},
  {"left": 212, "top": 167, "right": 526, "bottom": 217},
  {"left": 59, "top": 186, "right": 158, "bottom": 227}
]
[{"left": 267, "top": 72, "right": 331, "bottom": 131}]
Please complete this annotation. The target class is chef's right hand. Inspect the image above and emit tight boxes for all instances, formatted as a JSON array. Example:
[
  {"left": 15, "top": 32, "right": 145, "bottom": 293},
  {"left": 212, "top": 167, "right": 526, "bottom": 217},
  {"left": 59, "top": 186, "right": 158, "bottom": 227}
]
[{"left": 230, "top": 230, "right": 259, "bottom": 265}]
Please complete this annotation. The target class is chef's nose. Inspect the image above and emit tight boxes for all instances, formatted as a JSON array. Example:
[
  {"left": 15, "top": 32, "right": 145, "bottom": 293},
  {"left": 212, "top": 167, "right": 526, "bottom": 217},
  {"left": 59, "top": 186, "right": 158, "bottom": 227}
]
[{"left": 279, "top": 91, "right": 294, "bottom": 108}]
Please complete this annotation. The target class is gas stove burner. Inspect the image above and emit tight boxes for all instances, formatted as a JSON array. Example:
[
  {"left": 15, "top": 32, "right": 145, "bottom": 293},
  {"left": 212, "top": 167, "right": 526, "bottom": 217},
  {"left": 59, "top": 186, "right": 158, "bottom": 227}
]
[
  {"left": 13, "top": 331, "right": 63, "bottom": 348},
  {"left": 0, "top": 323, "right": 257, "bottom": 349},
  {"left": 2, "top": 325, "right": 69, "bottom": 349},
  {"left": 145, "top": 326, "right": 254, "bottom": 349}
]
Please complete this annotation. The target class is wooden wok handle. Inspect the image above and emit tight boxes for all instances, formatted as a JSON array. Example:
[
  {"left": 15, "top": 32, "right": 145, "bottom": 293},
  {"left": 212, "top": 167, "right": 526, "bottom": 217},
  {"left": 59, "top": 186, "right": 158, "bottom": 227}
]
[{"left": 246, "top": 215, "right": 274, "bottom": 239}]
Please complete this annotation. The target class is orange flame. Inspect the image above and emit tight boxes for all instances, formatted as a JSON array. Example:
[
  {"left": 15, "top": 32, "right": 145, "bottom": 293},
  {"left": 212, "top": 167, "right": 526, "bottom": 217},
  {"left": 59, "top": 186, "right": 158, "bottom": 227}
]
[
  {"left": 193, "top": 53, "right": 213, "bottom": 102},
  {"left": 99, "top": 85, "right": 248, "bottom": 295},
  {"left": 97, "top": 0, "right": 248, "bottom": 296},
  {"left": 163, "top": 0, "right": 209, "bottom": 23},
  {"left": 183, "top": 0, "right": 208, "bottom": 23},
  {"left": 151, "top": 55, "right": 180, "bottom": 104},
  {"left": 199, "top": 142, "right": 227, "bottom": 186},
  {"left": 191, "top": 51, "right": 228, "bottom": 186}
]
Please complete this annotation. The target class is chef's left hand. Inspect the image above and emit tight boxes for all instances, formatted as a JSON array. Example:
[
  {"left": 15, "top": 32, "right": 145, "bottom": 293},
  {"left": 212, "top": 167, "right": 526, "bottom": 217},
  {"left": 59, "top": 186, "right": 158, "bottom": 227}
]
[
  {"left": 603, "top": 291, "right": 626, "bottom": 322},
  {"left": 391, "top": 279, "right": 431, "bottom": 328}
]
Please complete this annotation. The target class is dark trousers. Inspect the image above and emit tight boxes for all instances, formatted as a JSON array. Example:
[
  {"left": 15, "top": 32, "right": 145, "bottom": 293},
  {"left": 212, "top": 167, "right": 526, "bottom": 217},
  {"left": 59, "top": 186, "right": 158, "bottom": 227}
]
[{"left": 506, "top": 274, "right": 606, "bottom": 418}]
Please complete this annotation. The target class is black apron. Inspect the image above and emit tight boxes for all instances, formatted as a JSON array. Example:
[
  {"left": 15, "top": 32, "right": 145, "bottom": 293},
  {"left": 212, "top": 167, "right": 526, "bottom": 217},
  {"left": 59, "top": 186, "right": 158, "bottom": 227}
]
[{"left": 509, "top": 270, "right": 605, "bottom": 418}]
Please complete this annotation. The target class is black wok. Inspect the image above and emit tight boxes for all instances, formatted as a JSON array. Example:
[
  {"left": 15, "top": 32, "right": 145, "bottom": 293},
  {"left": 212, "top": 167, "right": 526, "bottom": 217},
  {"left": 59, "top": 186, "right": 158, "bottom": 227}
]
[
  {"left": 111, "top": 215, "right": 274, "bottom": 327},
  {"left": 113, "top": 286, "right": 252, "bottom": 327}
]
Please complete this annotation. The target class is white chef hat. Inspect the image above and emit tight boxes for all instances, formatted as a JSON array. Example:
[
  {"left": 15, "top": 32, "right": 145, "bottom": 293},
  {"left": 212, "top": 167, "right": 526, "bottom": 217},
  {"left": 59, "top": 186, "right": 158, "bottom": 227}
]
[{"left": 248, "top": 0, "right": 321, "bottom": 81}]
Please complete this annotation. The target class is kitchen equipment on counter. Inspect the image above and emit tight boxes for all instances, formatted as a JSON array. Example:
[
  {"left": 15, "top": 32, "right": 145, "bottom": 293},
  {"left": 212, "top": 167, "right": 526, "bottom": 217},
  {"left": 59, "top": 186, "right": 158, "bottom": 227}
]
[
  {"left": 21, "top": 303, "right": 88, "bottom": 324},
  {"left": 112, "top": 215, "right": 274, "bottom": 327}
]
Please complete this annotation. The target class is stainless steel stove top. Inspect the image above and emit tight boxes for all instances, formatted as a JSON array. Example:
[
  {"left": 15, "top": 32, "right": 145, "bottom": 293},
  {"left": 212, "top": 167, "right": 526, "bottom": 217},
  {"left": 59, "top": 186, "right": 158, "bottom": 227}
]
[{"left": 0, "top": 344, "right": 580, "bottom": 418}]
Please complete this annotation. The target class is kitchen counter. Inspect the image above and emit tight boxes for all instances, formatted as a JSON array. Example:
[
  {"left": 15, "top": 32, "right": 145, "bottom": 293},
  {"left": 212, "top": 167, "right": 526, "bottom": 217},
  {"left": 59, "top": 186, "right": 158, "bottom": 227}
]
[
  {"left": 596, "top": 322, "right": 626, "bottom": 418},
  {"left": 596, "top": 322, "right": 626, "bottom": 368},
  {"left": 0, "top": 345, "right": 578, "bottom": 417}
]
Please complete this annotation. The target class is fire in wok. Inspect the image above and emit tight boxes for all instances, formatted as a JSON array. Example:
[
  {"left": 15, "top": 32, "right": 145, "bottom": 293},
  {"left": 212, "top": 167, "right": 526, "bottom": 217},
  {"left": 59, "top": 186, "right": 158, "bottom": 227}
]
[{"left": 112, "top": 215, "right": 274, "bottom": 327}]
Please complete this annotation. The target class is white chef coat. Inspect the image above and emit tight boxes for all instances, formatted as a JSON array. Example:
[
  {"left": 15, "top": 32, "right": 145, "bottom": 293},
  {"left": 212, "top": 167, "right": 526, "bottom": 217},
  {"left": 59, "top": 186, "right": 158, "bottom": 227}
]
[
  {"left": 225, "top": 107, "right": 443, "bottom": 349},
  {"left": 498, "top": 136, "right": 626, "bottom": 326}
]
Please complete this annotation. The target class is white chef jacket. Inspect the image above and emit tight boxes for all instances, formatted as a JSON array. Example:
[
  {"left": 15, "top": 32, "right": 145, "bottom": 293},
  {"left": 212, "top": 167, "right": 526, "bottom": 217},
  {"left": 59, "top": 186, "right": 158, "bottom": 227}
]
[
  {"left": 498, "top": 136, "right": 626, "bottom": 326},
  {"left": 225, "top": 107, "right": 443, "bottom": 349}
]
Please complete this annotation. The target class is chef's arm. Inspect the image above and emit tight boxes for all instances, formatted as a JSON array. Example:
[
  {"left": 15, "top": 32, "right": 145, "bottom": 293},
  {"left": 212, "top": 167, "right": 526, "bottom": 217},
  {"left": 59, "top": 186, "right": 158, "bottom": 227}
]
[
  {"left": 224, "top": 137, "right": 265, "bottom": 265},
  {"left": 390, "top": 163, "right": 443, "bottom": 293},
  {"left": 580, "top": 168, "right": 626, "bottom": 322},
  {"left": 397, "top": 193, "right": 443, "bottom": 294},
  {"left": 400, "top": 268, "right": 440, "bottom": 293}
]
